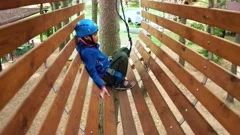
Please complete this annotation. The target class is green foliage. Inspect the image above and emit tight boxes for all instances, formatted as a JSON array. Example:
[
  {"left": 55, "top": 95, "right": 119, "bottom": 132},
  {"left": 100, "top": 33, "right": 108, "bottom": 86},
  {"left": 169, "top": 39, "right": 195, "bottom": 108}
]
[
  {"left": 43, "top": 27, "right": 54, "bottom": 39},
  {"left": 214, "top": 28, "right": 224, "bottom": 37},
  {"left": 190, "top": 22, "right": 205, "bottom": 31},
  {"left": 207, "top": 26, "right": 225, "bottom": 37},
  {"left": 187, "top": 41, "right": 193, "bottom": 46},
  {"left": 198, "top": 49, "right": 222, "bottom": 63}
]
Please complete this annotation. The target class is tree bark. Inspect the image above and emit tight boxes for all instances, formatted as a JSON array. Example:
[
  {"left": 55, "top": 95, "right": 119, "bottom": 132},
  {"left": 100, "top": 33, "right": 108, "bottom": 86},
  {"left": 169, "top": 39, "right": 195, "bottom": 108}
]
[
  {"left": 99, "top": 0, "right": 120, "bottom": 56},
  {"left": 51, "top": 2, "right": 62, "bottom": 32},
  {"left": 99, "top": 0, "right": 120, "bottom": 127},
  {"left": 92, "top": 0, "right": 98, "bottom": 24},
  {"left": 59, "top": 0, "right": 70, "bottom": 50}
]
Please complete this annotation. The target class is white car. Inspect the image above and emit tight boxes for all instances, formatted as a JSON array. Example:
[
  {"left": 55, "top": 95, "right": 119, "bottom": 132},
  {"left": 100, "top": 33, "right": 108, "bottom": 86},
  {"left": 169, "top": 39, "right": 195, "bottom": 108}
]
[{"left": 125, "top": 10, "right": 142, "bottom": 25}]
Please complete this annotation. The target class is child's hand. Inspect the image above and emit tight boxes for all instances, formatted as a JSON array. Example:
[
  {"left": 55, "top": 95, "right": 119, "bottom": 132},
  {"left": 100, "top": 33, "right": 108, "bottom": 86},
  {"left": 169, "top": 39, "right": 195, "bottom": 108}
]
[{"left": 100, "top": 86, "right": 110, "bottom": 99}]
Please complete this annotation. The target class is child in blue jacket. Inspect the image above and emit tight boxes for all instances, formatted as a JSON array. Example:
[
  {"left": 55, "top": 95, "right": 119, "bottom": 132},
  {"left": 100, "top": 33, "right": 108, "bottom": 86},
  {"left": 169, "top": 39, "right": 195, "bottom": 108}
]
[{"left": 75, "top": 19, "right": 135, "bottom": 99}]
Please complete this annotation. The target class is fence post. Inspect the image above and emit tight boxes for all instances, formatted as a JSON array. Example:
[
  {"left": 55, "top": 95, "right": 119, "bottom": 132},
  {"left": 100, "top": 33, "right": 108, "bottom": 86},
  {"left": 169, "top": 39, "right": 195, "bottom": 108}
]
[
  {"left": 178, "top": 2, "right": 188, "bottom": 66},
  {"left": 227, "top": 33, "right": 240, "bottom": 103},
  {"left": 0, "top": 60, "right": 2, "bottom": 72}
]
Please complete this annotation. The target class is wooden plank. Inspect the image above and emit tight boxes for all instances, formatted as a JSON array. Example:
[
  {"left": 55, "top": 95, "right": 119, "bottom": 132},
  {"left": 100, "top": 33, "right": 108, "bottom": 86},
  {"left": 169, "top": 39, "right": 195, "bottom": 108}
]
[
  {"left": 139, "top": 30, "right": 240, "bottom": 135},
  {"left": 141, "top": 21, "right": 240, "bottom": 101},
  {"left": 39, "top": 54, "right": 81, "bottom": 135},
  {"left": 131, "top": 50, "right": 185, "bottom": 135},
  {"left": 135, "top": 41, "right": 217, "bottom": 134},
  {"left": 126, "top": 65, "right": 159, "bottom": 135},
  {"left": 103, "top": 88, "right": 117, "bottom": 135},
  {"left": 64, "top": 68, "right": 89, "bottom": 135},
  {"left": 85, "top": 84, "right": 100, "bottom": 135},
  {"left": 0, "top": 3, "right": 84, "bottom": 58},
  {"left": 118, "top": 91, "right": 137, "bottom": 135},
  {"left": 0, "top": 37, "right": 75, "bottom": 135},
  {"left": 141, "top": 0, "right": 240, "bottom": 34},
  {"left": 0, "top": 0, "right": 62, "bottom": 10},
  {"left": 0, "top": 15, "right": 84, "bottom": 111},
  {"left": 142, "top": 11, "right": 240, "bottom": 67}
]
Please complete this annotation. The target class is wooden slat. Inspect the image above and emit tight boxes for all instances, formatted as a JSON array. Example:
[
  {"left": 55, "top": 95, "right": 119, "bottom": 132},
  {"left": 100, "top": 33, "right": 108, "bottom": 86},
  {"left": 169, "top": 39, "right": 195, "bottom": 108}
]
[
  {"left": 142, "top": 11, "right": 240, "bottom": 67},
  {"left": 118, "top": 91, "right": 137, "bottom": 135},
  {"left": 0, "top": 0, "right": 62, "bottom": 10},
  {"left": 141, "top": 21, "right": 240, "bottom": 101},
  {"left": 139, "top": 29, "right": 240, "bottom": 135},
  {"left": 126, "top": 65, "right": 159, "bottom": 135},
  {"left": 64, "top": 68, "right": 89, "bottom": 135},
  {"left": 141, "top": 0, "right": 240, "bottom": 34},
  {"left": 0, "top": 38, "right": 75, "bottom": 135},
  {"left": 135, "top": 40, "right": 217, "bottom": 134},
  {"left": 131, "top": 50, "right": 185, "bottom": 135},
  {"left": 39, "top": 54, "right": 81, "bottom": 135},
  {"left": 103, "top": 88, "right": 117, "bottom": 135},
  {"left": 0, "top": 3, "right": 84, "bottom": 58},
  {"left": 0, "top": 15, "right": 84, "bottom": 111},
  {"left": 85, "top": 84, "right": 100, "bottom": 135}
]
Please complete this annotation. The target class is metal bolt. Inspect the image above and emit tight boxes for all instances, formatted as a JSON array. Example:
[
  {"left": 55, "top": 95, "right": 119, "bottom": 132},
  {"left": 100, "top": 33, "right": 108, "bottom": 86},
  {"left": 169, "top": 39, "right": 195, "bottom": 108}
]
[
  {"left": 170, "top": 126, "right": 173, "bottom": 129},
  {"left": 185, "top": 109, "right": 188, "bottom": 112},
  {"left": 204, "top": 66, "right": 207, "bottom": 69},
  {"left": 196, "top": 88, "right": 199, "bottom": 91},
  {"left": 207, "top": 41, "right": 210, "bottom": 45}
]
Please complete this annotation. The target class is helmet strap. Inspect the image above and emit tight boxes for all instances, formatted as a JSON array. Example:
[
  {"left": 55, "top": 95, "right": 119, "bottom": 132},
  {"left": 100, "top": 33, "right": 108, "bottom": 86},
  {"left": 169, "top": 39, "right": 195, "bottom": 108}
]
[
  {"left": 90, "top": 35, "right": 96, "bottom": 44},
  {"left": 81, "top": 36, "right": 97, "bottom": 46}
]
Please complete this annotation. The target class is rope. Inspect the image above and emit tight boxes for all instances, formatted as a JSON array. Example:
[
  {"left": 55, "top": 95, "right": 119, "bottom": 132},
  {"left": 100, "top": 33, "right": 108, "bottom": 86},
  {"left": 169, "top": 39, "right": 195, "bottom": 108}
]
[{"left": 116, "top": 0, "right": 133, "bottom": 57}]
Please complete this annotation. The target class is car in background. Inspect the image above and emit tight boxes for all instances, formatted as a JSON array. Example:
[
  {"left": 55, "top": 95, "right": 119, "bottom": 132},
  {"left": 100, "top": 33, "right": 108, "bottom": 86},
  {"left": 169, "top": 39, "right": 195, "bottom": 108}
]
[{"left": 125, "top": 10, "right": 142, "bottom": 25}]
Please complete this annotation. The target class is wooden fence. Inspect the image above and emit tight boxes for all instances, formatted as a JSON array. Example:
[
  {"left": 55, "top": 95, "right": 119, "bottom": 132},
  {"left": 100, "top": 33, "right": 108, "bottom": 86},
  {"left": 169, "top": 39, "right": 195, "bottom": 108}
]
[{"left": 0, "top": 0, "right": 239, "bottom": 135}]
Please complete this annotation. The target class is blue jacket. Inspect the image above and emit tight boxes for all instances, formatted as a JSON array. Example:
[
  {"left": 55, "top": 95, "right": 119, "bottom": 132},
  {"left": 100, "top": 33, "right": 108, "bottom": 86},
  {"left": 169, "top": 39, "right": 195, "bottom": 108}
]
[{"left": 76, "top": 40, "right": 110, "bottom": 89}]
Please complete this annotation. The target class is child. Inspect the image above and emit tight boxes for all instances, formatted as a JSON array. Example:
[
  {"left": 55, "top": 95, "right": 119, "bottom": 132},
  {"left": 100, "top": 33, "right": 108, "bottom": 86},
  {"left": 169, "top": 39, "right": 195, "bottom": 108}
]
[{"left": 75, "top": 19, "right": 135, "bottom": 99}]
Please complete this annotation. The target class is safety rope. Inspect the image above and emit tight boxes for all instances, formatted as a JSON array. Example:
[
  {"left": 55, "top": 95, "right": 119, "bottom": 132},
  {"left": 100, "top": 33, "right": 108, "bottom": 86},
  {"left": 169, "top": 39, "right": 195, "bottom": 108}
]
[{"left": 116, "top": 0, "right": 133, "bottom": 57}]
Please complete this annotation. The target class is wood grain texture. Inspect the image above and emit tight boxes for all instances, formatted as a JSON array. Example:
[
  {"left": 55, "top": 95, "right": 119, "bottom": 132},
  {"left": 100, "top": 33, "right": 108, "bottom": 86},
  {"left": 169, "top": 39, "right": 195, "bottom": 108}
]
[
  {"left": 85, "top": 84, "right": 100, "bottom": 135},
  {"left": 131, "top": 50, "right": 185, "bottom": 135},
  {"left": 0, "top": 0, "right": 62, "bottom": 10},
  {"left": 126, "top": 65, "right": 159, "bottom": 135},
  {"left": 118, "top": 91, "right": 137, "bottom": 135},
  {"left": 141, "top": 0, "right": 240, "bottom": 34},
  {"left": 142, "top": 11, "right": 240, "bottom": 66},
  {"left": 0, "top": 15, "right": 84, "bottom": 111},
  {"left": 141, "top": 20, "right": 240, "bottom": 101},
  {"left": 103, "top": 88, "right": 117, "bottom": 135},
  {"left": 0, "top": 37, "right": 76, "bottom": 135},
  {"left": 135, "top": 40, "right": 217, "bottom": 135},
  {"left": 39, "top": 54, "right": 81, "bottom": 135},
  {"left": 64, "top": 68, "right": 89, "bottom": 135},
  {"left": 0, "top": 3, "right": 84, "bottom": 58},
  {"left": 139, "top": 30, "right": 240, "bottom": 135}
]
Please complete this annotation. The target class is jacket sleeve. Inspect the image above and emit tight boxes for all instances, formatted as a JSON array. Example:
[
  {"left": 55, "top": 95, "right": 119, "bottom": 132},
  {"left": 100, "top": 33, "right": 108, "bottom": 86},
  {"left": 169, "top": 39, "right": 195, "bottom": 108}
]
[{"left": 83, "top": 52, "right": 105, "bottom": 89}]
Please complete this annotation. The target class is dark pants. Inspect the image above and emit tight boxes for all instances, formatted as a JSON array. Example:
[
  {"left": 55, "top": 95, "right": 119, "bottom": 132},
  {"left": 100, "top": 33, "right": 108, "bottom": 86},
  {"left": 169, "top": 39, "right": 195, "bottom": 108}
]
[{"left": 102, "top": 47, "right": 129, "bottom": 86}]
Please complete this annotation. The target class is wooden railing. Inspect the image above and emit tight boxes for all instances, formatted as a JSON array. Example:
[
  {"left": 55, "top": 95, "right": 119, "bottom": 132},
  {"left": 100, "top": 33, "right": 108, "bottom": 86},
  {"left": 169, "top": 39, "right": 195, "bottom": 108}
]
[
  {"left": 0, "top": 0, "right": 240, "bottom": 135},
  {"left": 139, "top": 0, "right": 240, "bottom": 134}
]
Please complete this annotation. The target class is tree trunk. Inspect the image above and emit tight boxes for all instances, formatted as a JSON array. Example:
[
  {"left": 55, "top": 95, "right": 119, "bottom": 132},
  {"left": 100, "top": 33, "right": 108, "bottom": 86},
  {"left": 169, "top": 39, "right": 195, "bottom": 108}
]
[
  {"left": 178, "top": 2, "right": 187, "bottom": 66},
  {"left": 51, "top": 2, "right": 62, "bottom": 32},
  {"left": 99, "top": 0, "right": 120, "bottom": 56},
  {"left": 59, "top": 0, "right": 70, "bottom": 50},
  {"left": 92, "top": 0, "right": 98, "bottom": 24},
  {"left": 178, "top": 17, "right": 186, "bottom": 66},
  {"left": 99, "top": 0, "right": 120, "bottom": 127}
]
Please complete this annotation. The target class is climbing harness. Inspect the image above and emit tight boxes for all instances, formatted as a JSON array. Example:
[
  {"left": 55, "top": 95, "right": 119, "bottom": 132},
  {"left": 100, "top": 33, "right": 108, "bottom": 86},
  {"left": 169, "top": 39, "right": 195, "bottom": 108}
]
[
  {"left": 106, "top": 68, "right": 124, "bottom": 83},
  {"left": 116, "top": 0, "right": 133, "bottom": 57}
]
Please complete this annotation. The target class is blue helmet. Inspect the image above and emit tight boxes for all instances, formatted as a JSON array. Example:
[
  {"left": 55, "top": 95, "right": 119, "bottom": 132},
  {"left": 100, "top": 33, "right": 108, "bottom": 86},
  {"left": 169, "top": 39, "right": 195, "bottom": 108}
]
[{"left": 75, "top": 19, "right": 98, "bottom": 38}]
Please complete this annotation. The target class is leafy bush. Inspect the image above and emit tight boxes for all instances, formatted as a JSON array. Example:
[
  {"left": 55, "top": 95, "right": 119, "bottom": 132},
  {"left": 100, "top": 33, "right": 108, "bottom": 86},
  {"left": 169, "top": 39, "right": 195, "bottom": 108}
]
[
  {"left": 198, "top": 49, "right": 222, "bottom": 63},
  {"left": 190, "top": 22, "right": 205, "bottom": 31},
  {"left": 207, "top": 26, "right": 225, "bottom": 37}
]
